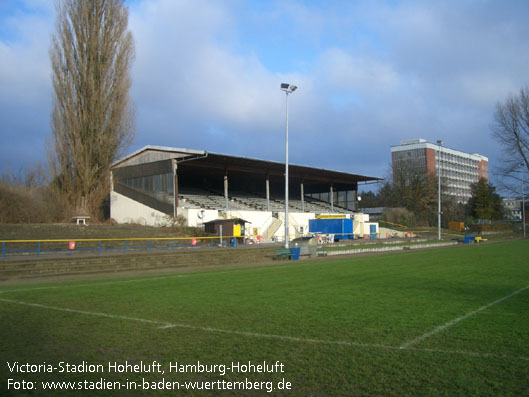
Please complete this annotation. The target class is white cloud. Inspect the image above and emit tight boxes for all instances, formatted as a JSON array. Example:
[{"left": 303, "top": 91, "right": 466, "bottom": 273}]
[
  {"left": 0, "top": 3, "right": 54, "bottom": 169},
  {"left": 317, "top": 48, "right": 400, "bottom": 95},
  {"left": 128, "top": 0, "right": 303, "bottom": 154},
  {"left": 458, "top": 74, "right": 516, "bottom": 109},
  {"left": 2, "top": 0, "right": 529, "bottom": 183},
  {"left": 0, "top": 7, "right": 52, "bottom": 104}
]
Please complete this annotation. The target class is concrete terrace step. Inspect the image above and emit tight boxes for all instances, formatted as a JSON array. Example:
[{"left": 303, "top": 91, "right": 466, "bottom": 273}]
[
  {"left": 0, "top": 246, "right": 279, "bottom": 281},
  {"left": 324, "top": 241, "right": 458, "bottom": 256}
]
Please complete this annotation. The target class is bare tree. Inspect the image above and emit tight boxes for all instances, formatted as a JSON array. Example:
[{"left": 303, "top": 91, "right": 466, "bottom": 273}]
[
  {"left": 493, "top": 86, "right": 529, "bottom": 194},
  {"left": 382, "top": 161, "right": 463, "bottom": 227},
  {"left": 379, "top": 161, "right": 441, "bottom": 226},
  {"left": 50, "top": 0, "right": 135, "bottom": 216}
]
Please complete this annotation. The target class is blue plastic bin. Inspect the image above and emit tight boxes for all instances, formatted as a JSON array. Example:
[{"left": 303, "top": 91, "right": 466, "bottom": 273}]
[
  {"left": 463, "top": 235, "right": 475, "bottom": 244},
  {"left": 290, "top": 247, "right": 301, "bottom": 260}
]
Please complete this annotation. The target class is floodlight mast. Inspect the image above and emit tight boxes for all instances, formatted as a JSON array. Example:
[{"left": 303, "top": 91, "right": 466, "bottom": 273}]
[
  {"left": 281, "top": 83, "right": 298, "bottom": 249},
  {"left": 437, "top": 140, "right": 443, "bottom": 241},
  {"left": 521, "top": 163, "right": 526, "bottom": 238}
]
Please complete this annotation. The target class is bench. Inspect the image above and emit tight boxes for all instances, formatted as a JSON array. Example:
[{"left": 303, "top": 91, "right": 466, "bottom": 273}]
[
  {"left": 274, "top": 249, "right": 292, "bottom": 260},
  {"left": 73, "top": 216, "right": 90, "bottom": 226}
]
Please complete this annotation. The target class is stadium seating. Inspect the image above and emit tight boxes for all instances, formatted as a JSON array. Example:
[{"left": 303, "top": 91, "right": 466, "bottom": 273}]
[{"left": 178, "top": 187, "right": 352, "bottom": 214}]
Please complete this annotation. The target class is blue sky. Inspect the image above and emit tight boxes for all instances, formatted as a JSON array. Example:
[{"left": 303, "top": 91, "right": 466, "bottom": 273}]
[{"left": 1, "top": 0, "right": 529, "bottom": 191}]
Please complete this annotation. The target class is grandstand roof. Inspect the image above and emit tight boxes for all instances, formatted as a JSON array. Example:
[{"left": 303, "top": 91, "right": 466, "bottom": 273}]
[{"left": 113, "top": 146, "right": 382, "bottom": 185}]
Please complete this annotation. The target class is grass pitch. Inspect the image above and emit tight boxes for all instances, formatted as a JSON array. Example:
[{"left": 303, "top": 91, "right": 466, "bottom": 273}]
[{"left": 1, "top": 240, "right": 528, "bottom": 395}]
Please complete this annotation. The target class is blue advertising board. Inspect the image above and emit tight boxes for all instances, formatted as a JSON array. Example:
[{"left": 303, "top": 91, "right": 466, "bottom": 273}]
[{"left": 309, "top": 218, "right": 354, "bottom": 240}]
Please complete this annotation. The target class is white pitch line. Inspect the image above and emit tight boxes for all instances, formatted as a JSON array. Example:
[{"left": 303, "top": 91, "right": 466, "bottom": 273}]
[
  {"left": 1, "top": 297, "right": 528, "bottom": 362},
  {"left": 405, "top": 346, "right": 529, "bottom": 362},
  {"left": 0, "top": 274, "right": 185, "bottom": 294},
  {"left": 400, "top": 285, "right": 529, "bottom": 349},
  {"left": 0, "top": 297, "right": 172, "bottom": 327},
  {"left": 158, "top": 323, "right": 392, "bottom": 349},
  {"left": 0, "top": 297, "right": 391, "bottom": 350}
]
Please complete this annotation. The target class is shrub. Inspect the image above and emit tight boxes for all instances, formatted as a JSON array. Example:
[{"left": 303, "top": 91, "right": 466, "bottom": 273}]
[
  {"left": 381, "top": 207, "right": 416, "bottom": 228},
  {"left": 0, "top": 183, "right": 71, "bottom": 223}
]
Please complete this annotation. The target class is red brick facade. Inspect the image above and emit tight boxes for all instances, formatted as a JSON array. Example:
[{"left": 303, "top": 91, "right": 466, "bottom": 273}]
[
  {"left": 425, "top": 148, "right": 436, "bottom": 176},
  {"left": 478, "top": 160, "right": 489, "bottom": 180}
]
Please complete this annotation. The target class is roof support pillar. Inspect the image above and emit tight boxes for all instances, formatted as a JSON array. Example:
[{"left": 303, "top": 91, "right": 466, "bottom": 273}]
[
  {"left": 301, "top": 182, "right": 305, "bottom": 212},
  {"left": 266, "top": 177, "right": 270, "bottom": 211},
  {"left": 173, "top": 159, "right": 179, "bottom": 218},
  {"left": 330, "top": 185, "right": 334, "bottom": 213},
  {"left": 224, "top": 173, "right": 229, "bottom": 211}
]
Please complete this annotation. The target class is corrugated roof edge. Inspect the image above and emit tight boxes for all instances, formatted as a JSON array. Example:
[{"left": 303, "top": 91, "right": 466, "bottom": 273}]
[
  {"left": 205, "top": 150, "right": 381, "bottom": 181},
  {"left": 113, "top": 145, "right": 382, "bottom": 181},
  {"left": 112, "top": 145, "right": 206, "bottom": 167}
]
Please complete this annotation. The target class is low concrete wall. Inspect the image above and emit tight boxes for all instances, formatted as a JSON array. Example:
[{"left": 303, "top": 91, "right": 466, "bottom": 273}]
[{"left": 325, "top": 241, "right": 458, "bottom": 256}]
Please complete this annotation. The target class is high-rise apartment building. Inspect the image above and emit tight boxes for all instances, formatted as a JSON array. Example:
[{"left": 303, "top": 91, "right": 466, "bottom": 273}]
[{"left": 390, "top": 139, "right": 489, "bottom": 203}]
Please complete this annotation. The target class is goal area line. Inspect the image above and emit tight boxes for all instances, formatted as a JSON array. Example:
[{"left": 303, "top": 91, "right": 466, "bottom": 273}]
[
  {"left": 1, "top": 296, "right": 527, "bottom": 363},
  {"left": 399, "top": 284, "right": 529, "bottom": 349}
]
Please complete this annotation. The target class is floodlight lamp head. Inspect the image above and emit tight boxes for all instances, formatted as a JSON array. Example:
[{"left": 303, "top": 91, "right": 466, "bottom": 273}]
[
  {"left": 280, "top": 83, "right": 298, "bottom": 93},
  {"left": 437, "top": 140, "right": 443, "bottom": 145}
]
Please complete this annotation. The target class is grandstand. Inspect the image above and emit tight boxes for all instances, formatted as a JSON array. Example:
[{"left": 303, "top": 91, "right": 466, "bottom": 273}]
[{"left": 110, "top": 146, "right": 380, "bottom": 241}]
